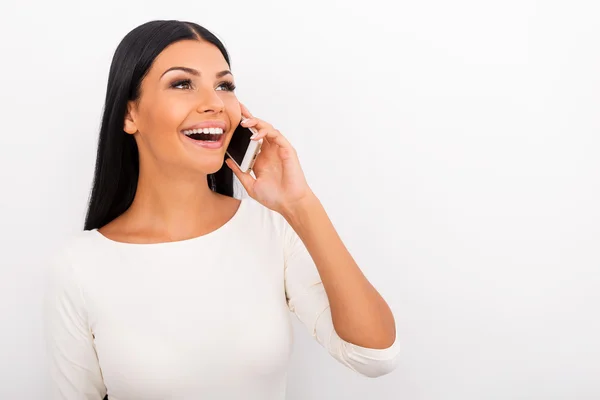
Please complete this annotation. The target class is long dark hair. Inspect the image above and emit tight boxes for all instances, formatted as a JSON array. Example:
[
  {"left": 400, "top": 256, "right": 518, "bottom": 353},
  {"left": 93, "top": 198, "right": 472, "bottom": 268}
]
[{"left": 83, "top": 20, "right": 234, "bottom": 231}]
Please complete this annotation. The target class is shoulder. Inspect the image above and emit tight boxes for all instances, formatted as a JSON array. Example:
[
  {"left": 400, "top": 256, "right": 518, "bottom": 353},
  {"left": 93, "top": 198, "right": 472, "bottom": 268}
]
[
  {"left": 45, "top": 230, "right": 105, "bottom": 278},
  {"left": 43, "top": 230, "right": 105, "bottom": 302},
  {"left": 54, "top": 229, "right": 105, "bottom": 258},
  {"left": 237, "top": 197, "right": 291, "bottom": 239}
]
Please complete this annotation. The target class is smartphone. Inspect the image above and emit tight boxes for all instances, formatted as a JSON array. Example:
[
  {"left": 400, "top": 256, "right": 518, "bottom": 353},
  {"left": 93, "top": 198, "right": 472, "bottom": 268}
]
[{"left": 226, "top": 118, "right": 263, "bottom": 173}]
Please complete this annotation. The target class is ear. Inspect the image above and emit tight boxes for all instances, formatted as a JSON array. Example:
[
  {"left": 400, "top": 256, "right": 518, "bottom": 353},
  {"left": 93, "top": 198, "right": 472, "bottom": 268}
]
[{"left": 123, "top": 101, "right": 139, "bottom": 135}]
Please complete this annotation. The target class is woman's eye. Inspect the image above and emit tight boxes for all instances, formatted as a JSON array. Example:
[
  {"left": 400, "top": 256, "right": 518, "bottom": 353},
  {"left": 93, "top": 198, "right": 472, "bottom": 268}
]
[
  {"left": 171, "top": 79, "right": 192, "bottom": 90},
  {"left": 170, "top": 79, "right": 235, "bottom": 92},
  {"left": 216, "top": 82, "right": 236, "bottom": 92}
]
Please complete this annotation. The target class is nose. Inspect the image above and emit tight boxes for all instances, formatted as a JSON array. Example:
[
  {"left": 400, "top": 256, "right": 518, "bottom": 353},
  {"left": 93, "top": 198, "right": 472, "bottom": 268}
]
[{"left": 196, "top": 86, "right": 225, "bottom": 115}]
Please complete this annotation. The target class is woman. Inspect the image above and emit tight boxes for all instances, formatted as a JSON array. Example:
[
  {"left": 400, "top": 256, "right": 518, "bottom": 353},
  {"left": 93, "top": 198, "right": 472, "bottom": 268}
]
[{"left": 45, "top": 20, "right": 400, "bottom": 399}]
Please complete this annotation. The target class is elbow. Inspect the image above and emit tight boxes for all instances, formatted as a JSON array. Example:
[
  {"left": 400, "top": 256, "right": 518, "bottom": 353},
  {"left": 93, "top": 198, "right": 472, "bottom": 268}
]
[
  {"left": 355, "top": 351, "right": 400, "bottom": 378},
  {"left": 342, "top": 337, "right": 401, "bottom": 378}
]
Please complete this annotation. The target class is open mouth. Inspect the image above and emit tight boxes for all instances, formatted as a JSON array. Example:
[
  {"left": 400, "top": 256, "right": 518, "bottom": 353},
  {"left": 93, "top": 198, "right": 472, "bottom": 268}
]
[{"left": 181, "top": 127, "right": 224, "bottom": 142}]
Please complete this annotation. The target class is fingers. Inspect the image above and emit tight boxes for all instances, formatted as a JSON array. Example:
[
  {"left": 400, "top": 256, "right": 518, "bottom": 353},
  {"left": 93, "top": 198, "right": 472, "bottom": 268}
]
[
  {"left": 225, "top": 158, "right": 255, "bottom": 196},
  {"left": 240, "top": 118, "right": 261, "bottom": 138},
  {"left": 240, "top": 120, "right": 291, "bottom": 148},
  {"left": 238, "top": 103, "right": 295, "bottom": 151},
  {"left": 254, "top": 127, "right": 293, "bottom": 151}
]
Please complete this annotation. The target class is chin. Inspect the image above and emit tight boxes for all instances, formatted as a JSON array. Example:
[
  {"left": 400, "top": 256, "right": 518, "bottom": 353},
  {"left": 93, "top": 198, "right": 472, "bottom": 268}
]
[
  {"left": 179, "top": 134, "right": 232, "bottom": 175},
  {"left": 191, "top": 156, "right": 226, "bottom": 175}
]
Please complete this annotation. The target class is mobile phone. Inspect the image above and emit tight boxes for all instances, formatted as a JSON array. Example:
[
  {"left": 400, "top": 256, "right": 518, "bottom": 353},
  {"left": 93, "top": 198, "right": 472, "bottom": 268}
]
[{"left": 226, "top": 118, "right": 263, "bottom": 173}]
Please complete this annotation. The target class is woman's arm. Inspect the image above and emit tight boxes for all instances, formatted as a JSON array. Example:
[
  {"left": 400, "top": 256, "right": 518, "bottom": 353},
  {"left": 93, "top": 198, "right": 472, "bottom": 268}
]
[
  {"left": 44, "top": 249, "right": 106, "bottom": 399},
  {"left": 227, "top": 104, "right": 399, "bottom": 372},
  {"left": 282, "top": 194, "right": 397, "bottom": 350}
]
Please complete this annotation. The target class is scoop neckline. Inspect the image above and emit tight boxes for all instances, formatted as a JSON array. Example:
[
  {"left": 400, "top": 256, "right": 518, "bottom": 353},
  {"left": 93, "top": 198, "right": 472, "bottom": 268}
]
[{"left": 89, "top": 197, "right": 248, "bottom": 247}]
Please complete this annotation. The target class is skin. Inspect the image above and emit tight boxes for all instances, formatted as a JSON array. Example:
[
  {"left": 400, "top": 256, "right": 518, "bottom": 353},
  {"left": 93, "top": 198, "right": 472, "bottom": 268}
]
[{"left": 100, "top": 39, "right": 396, "bottom": 349}]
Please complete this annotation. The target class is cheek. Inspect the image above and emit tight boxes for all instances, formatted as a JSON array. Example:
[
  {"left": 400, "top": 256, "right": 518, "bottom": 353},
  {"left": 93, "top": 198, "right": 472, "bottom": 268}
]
[
  {"left": 161, "top": 97, "right": 194, "bottom": 127},
  {"left": 222, "top": 95, "right": 241, "bottom": 125},
  {"left": 140, "top": 96, "right": 191, "bottom": 137}
]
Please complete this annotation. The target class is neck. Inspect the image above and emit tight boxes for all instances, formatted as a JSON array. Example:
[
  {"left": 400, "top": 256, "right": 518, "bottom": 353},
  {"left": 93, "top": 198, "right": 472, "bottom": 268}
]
[{"left": 125, "top": 160, "right": 222, "bottom": 237}]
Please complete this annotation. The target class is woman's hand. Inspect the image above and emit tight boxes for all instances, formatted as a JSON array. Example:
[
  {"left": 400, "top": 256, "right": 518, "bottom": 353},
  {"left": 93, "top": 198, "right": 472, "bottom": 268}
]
[{"left": 225, "top": 103, "right": 314, "bottom": 217}]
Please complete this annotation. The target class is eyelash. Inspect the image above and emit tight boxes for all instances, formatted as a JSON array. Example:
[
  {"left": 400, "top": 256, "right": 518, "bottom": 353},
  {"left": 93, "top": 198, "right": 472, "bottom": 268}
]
[{"left": 170, "top": 79, "right": 236, "bottom": 92}]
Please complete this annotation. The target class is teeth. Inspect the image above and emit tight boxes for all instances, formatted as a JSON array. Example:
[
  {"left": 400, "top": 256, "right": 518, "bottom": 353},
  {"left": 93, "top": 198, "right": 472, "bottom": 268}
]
[{"left": 182, "top": 127, "right": 224, "bottom": 136}]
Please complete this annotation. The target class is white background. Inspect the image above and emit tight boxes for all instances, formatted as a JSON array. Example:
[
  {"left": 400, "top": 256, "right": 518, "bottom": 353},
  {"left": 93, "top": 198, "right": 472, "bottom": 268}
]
[{"left": 1, "top": 0, "right": 599, "bottom": 399}]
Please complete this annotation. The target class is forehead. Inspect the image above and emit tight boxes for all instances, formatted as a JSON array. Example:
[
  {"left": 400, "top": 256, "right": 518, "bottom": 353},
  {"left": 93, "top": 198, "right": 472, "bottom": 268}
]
[{"left": 150, "top": 39, "right": 229, "bottom": 76}]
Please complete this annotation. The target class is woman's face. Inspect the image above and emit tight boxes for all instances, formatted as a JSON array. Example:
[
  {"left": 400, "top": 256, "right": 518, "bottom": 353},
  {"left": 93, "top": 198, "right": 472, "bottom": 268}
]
[{"left": 124, "top": 39, "right": 241, "bottom": 176}]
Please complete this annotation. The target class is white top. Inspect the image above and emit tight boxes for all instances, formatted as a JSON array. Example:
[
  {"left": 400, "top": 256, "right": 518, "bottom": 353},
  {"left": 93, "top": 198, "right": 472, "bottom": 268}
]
[{"left": 44, "top": 198, "right": 400, "bottom": 400}]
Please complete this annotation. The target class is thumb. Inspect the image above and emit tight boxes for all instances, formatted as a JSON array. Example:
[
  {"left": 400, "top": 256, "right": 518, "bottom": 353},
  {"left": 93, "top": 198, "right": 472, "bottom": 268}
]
[{"left": 226, "top": 158, "right": 255, "bottom": 197}]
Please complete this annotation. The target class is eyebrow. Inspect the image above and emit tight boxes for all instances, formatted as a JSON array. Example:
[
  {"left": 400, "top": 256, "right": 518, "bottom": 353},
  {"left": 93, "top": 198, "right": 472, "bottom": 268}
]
[{"left": 160, "top": 66, "right": 232, "bottom": 79}]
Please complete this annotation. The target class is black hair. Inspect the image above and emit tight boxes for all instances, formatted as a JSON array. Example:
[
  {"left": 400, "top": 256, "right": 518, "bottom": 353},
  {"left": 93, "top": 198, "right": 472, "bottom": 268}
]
[{"left": 84, "top": 20, "right": 233, "bottom": 231}]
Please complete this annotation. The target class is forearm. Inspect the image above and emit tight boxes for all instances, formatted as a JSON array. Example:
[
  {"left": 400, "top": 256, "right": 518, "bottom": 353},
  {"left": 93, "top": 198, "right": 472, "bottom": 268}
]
[{"left": 282, "top": 194, "right": 396, "bottom": 349}]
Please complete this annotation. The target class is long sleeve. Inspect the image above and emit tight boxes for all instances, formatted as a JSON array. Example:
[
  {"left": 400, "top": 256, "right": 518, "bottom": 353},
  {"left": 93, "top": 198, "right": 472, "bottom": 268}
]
[
  {"left": 44, "top": 249, "right": 107, "bottom": 399},
  {"left": 282, "top": 220, "right": 400, "bottom": 378}
]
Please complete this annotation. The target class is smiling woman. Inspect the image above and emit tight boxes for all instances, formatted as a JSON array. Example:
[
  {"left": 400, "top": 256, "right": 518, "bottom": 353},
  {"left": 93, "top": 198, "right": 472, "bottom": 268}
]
[{"left": 44, "top": 19, "right": 400, "bottom": 400}]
